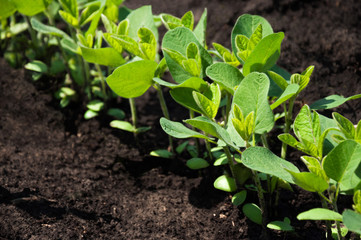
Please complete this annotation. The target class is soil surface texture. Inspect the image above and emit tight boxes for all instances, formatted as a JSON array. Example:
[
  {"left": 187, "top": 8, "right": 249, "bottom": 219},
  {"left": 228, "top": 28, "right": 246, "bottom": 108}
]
[{"left": 1, "top": 0, "right": 361, "bottom": 239}]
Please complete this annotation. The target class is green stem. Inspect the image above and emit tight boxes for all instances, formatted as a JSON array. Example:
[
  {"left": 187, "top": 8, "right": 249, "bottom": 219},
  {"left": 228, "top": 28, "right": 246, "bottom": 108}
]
[
  {"left": 224, "top": 92, "right": 232, "bottom": 123},
  {"left": 154, "top": 83, "right": 174, "bottom": 152},
  {"left": 69, "top": 27, "right": 91, "bottom": 97},
  {"left": 129, "top": 98, "right": 137, "bottom": 137},
  {"left": 281, "top": 97, "right": 296, "bottom": 159},
  {"left": 43, "top": 10, "right": 72, "bottom": 80},
  {"left": 261, "top": 134, "right": 269, "bottom": 149},
  {"left": 252, "top": 170, "right": 269, "bottom": 239},
  {"left": 321, "top": 197, "right": 333, "bottom": 240},
  {"left": 95, "top": 64, "right": 107, "bottom": 100},
  {"left": 24, "top": 16, "right": 39, "bottom": 50},
  {"left": 223, "top": 147, "right": 237, "bottom": 187},
  {"left": 190, "top": 110, "right": 200, "bottom": 156},
  {"left": 205, "top": 140, "right": 213, "bottom": 163},
  {"left": 330, "top": 185, "right": 343, "bottom": 240}
]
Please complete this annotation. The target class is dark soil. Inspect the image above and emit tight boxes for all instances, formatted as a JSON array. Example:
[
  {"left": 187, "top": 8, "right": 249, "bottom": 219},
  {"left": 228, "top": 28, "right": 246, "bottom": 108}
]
[{"left": 1, "top": 0, "right": 361, "bottom": 239}]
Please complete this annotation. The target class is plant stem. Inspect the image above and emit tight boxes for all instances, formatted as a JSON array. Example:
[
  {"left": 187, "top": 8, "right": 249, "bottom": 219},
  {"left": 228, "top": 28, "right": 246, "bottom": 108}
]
[
  {"left": 281, "top": 97, "right": 296, "bottom": 159},
  {"left": 321, "top": 197, "right": 333, "bottom": 240},
  {"left": 261, "top": 134, "right": 269, "bottom": 149},
  {"left": 69, "top": 27, "right": 91, "bottom": 98},
  {"left": 129, "top": 98, "right": 137, "bottom": 137},
  {"left": 95, "top": 63, "right": 108, "bottom": 100},
  {"left": 43, "top": 10, "right": 72, "bottom": 81},
  {"left": 190, "top": 110, "right": 200, "bottom": 156},
  {"left": 205, "top": 140, "right": 213, "bottom": 162},
  {"left": 223, "top": 147, "right": 237, "bottom": 187},
  {"left": 23, "top": 16, "right": 40, "bottom": 51},
  {"left": 154, "top": 83, "right": 174, "bottom": 152},
  {"left": 224, "top": 92, "right": 232, "bottom": 123},
  {"left": 330, "top": 185, "right": 343, "bottom": 240},
  {"left": 252, "top": 170, "right": 269, "bottom": 239}
]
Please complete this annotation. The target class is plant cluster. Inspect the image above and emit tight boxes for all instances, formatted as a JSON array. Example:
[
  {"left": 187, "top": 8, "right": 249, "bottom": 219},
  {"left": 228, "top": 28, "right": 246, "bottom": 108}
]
[{"left": 1, "top": 1, "right": 361, "bottom": 239}]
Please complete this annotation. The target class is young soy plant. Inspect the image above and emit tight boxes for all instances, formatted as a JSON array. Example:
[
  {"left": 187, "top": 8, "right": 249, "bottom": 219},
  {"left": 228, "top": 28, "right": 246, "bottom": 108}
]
[{"left": 158, "top": 13, "right": 361, "bottom": 239}]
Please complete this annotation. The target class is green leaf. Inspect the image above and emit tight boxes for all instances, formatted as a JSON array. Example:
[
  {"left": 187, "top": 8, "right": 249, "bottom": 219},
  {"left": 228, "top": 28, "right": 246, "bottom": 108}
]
[
  {"left": 170, "top": 88, "right": 203, "bottom": 113},
  {"left": 193, "top": 91, "right": 217, "bottom": 119},
  {"left": 12, "top": 0, "right": 46, "bottom": 16},
  {"left": 193, "top": 8, "right": 207, "bottom": 46},
  {"left": 332, "top": 112, "right": 356, "bottom": 139},
  {"left": 293, "top": 105, "right": 320, "bottom": 150},
  {"left": 322, "top": 140, "right": 361, "bottom": 192},
  {"left": 159, "top": 117, "right": 211, "bottom": 140},
  {"left": 25, "top": 60, "right": 48, "bottom": 73},
  {"left": 150, "top": 149, "right": 173, "bottom": 158},
  {"left": 103, "top": 33, "right": 123, "bottom": 53},
  {"left": 267, "top": 218, "right": 294, "bottom": 232},
  {"left": 353, "top": 190, "right": 361, "bottom": 213},
  {"left": 206, "top": 62, "right": 243, "bottom": 95},
  {"left": 242, "top": 147, "right": 300, "bottom": 184},
  {"left": 0, "top": 0, "right": 16, "bottom": 19},
  {"left": 138, "top": 27, "right": 157, "bottom": 61},
  {"left": 84, "top": 110, "right": 98, "bottom": 119},
  {"left": 160, "top": 13, "right": 181, "bottom": 30},
  {"left": 194, "top": 83, "right": 221, "bottom": 119},
  {"left": 107, "top": 34, "right": 145, "bottom": 58},
  {"left": 270, "top": 84, "right": 299, "bottom": 110},
  {"left": 101, "top": 13, "right": 117, "bottom": 33},
  {"left": 162, "top": 27, "right": 212, "bottom": 83},
  {"left": 287, "top": 171, "right": 329, "bottom": 193},
  {"left": 85, "top": 4, "right": 105, "bottom": 37},
  {"left": 127, "top": 5, "right": 158, "bottom": 42},
  {"left": 356, "top": 120, "right": 361, "bottom": 142},
  {"left": 235, "top": 35, "right": 249, "bottom": 53},
  {"left": 185, "top": 116, "right": 235, "bottom": 148},
  {"left": 154, "top": 58, "right": 168, "bottom": 78},
  {"left": 232, "top": 72, "right": 274, "bottom": 134},
  {"left": 297, "top": 208, "right": 342, "bottom": 221},
  {"left": 117, "top": 19, "right": 129, "bottom": 35},
  {"left": 243, "top": 203, "right": 262, "bottom": 225},
  {"left": 59, "top": 10, "right": 79, "bottom": 28},
  {"left": 319, "top": 114, "right": 343, "bottom": 155},
  {"left": 214, "top": 175, "right": 237, "bottom": 192},
  {"left": 167, "top": 78, "right": 208, "bottom": 112},
  {"left": 310, "top": 94, "right": 361, "bottom": 110},
  {"left": 343, "top": 210, "right": 361, "bottom": 234},
  {"left": 231, "top": 14, "right": 273, "bottom": 62},
  {"left": 181, "top": 11, "right": 194, "bottom": 30},
  {"left": 107, "top": 108, "right": 125, "bottom": 119},
  {"left": 163, "top": 48, "right": 187, "bottom": 67},
  {"left": 232, "top": 190, "right": 247, "bottom": 206},
  {"left": 182, "top": 59, "right": 200, "bottom": 77},
  {"left": 242, "top": 32, "right": 284, "bottom": 76},
  {"left": 301, "top": 156, "right": 328, "bottom": 181},
  {"left": 106, "top": 60, "right": 158, "bottom": 98},
  {"left": 80, "top": 46, "right": 125, "bottom": 67},
  {"left": 248, "top": 24, "right": 263, "bottom": 51},
  {"left": 110, "top": 120, "right": 135, "bottom": 132},
  {"left": 86, "top": 100, "right": 104, "bottom": 112},
  {"left": 59, "top": 0, "right": 78, "bottom": 18},
  {"left": 213, "top": 154, "right": 228, "bottom": 166},
  {"left": 278, "top": 133, "right": 308, "bottom": 154},
  {"left": 267, "top": 70, "right": 288, "bottom": 91},
  {"left": 176, "top": 141, "right": 189, "bottom": 154},
  {"left": 61, "top": 38, "right": 80, "bottom": 54},
  {"left": 186, "top": 158, "right": 209, "bottom": 169},
  {"left": 79, "top": 2, "right": 101, "bottom": 26},
  {"left": 30, "top": 18, "right": 70, "bottom": 39}
]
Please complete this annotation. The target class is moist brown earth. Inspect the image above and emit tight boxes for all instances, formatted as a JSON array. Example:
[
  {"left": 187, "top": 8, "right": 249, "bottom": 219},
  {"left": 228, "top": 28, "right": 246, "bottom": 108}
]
[{"left": 1, "top": 0, "right": 361, "bottom": 239}]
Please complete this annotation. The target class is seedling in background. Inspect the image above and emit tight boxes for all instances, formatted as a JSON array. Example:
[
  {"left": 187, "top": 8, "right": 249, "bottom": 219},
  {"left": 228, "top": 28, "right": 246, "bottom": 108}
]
[{"left": 278, "top": 105, "right": 361, "bottom": 239}]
